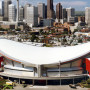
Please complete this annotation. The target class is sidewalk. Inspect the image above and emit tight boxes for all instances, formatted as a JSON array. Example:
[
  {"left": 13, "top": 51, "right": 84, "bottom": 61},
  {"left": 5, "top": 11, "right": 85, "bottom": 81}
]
[{"left": 13, "top": 85, "right": 89, "bottom": 90}]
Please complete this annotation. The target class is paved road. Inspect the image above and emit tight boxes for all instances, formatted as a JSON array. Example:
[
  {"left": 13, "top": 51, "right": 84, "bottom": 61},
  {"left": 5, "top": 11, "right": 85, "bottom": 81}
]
[{"left": 13, "top": 85, "right": 89, "bottom": 90}]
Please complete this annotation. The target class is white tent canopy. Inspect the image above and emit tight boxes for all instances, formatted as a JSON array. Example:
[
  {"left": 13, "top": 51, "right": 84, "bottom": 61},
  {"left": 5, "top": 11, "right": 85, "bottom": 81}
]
[{"left": 0, "top": 39, "right": 90, "bottom": 65}]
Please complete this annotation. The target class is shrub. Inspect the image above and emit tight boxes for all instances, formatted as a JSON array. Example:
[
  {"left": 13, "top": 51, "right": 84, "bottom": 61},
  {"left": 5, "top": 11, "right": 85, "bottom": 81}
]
[
  {"left": 81, "top": 80, "right": 87, "bottom": 84},
  {"left": 87, "top": 79, "right": 90, "bottom": 84},
  {"left": 22, "top": 84, "right": 27, "bottom": 88}
]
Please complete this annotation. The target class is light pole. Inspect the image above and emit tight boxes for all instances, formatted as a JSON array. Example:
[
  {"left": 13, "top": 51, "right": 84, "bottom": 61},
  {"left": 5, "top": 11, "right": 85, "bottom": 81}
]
[{"left": 59, "top": 61, "right": 61, "bottom": 85}]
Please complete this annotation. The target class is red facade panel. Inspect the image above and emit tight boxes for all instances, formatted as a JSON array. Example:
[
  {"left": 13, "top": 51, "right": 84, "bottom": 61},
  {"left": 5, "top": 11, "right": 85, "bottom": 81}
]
[
  {"left": 85, "top": 58, "right": 90, "bottom": 75},
  {"left": 0, "top": 57, "right": 3, "bottom": 68}
]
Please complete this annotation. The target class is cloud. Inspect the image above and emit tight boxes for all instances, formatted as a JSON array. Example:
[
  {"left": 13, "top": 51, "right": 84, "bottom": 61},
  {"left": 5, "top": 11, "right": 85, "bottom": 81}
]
[
  {"left": 61, "top": 1, "right": 87, "bottom": 6},
  {"left": 11, "top": 0, "right": 16, "bottom": 2},
  {"left": 12, "top": 0, "right": 41, "bottom": 6},
  {"left": 53, "top": 0, "right": 87, "bottom": 10}
]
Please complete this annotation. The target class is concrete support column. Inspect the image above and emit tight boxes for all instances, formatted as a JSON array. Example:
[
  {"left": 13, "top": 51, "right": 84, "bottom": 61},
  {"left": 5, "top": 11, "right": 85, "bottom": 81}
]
[
  {"left": 33, "top": 80, "right": 34, "bottom": 85},
  {"left": 45, "top": 68, "right": 48, "bottom": 77},
  {"left": 73, "top": 78, "right": 74, "bottom": 85},
  {"left": 60, "top": 79, "right": 61, "bottom": 85},
  {"left": 8, "top": 77, "right": 9, "bottom": 80},
  {"left": 19, "top": 78, "right": 20, "bottom": 84},
  {"left": 34, "top": 67, "right": 35, "bottom": 77},
  {"left": 37, "top": 65, "right": 42, "bottom": 77},
  {"left": 46, "top": 79, "right": 47, "bottom": 85}
]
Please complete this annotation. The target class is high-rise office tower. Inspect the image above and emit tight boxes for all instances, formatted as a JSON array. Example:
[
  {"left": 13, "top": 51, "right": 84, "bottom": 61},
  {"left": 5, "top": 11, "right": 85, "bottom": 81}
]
[
  {"left": 85, "top": 7, "right": 90, "bottom": 26},
  {"left": 47, "top": 0, "right": 54, "bottom": 19},
  {"left": 78, "top": 16, "right": 85, "bottom": 22},
  {"left": 8, "top": 4, "right": 16, "bottom": 21},
  {"left": 16, "top": 0, "right": 19, "bottom": 22},
  {"left": 63, "top": 8, "right": 67, "bottom": 19},
  {"left": 66, "top": 7, "right": 75, "bottom": 18},
  {"left": 0, "top": 1, "right": 4, "bottom": 16},
  {"left": 38, "top": 3, "right": 45, "bottom": 19},
  {"left": 66, "top": 7, "right": 75, "bottom": 22},
  {"left": 56, "top": 3, "right": 62, "bottom": 20},
  {"left": 19, "top": 6, "right": 24, "bottom": 21},
  {"left": 27, "top": 6, "right": 38, "bottom": 27},
  {"left": 45, "top": 5, "right": 47, "bottom": 18},
  {"left": 4, "top": 0, "right": 12, "bottom": 21},
  {"left": 24, "top": 3, "right": 31, "bottom": 20}
]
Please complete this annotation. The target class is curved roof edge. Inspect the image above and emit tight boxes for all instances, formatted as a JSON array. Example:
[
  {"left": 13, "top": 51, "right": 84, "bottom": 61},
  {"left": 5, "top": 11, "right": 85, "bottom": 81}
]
[{"left": 0, "top": 39, "right": 90, "bottom": 65}]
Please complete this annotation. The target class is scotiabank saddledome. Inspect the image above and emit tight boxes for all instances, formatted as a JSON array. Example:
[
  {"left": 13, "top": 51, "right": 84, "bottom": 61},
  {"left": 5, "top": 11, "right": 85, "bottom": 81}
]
[{"left": 0, "top": 39, "right": 90, "bottom": 83}]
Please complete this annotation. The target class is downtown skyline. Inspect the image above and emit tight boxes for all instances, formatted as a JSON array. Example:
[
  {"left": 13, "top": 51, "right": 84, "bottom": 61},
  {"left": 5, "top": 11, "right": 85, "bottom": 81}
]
[
  {"left": 6, "top": 0, "right": 90, "bottom": 11},
  {"left": 0, "top": 0, "right": 90, "bottom": 27}
]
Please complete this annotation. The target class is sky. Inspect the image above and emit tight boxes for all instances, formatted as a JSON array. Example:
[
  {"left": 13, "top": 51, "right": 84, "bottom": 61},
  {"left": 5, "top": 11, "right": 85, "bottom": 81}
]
[{"left": 1, "top": 0, "right": 90, "bottom": 11}]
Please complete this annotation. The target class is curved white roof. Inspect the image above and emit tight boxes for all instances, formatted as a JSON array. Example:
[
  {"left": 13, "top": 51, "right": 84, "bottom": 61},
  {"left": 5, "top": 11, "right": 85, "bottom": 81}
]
[{"left": 0, "top": 39, "right": 90, "bottom": 65}]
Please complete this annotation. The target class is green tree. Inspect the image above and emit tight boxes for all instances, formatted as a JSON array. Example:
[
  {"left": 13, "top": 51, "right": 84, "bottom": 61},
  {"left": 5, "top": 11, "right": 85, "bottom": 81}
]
[
  {"left": 78, "top": 39, "right": 83, "bottom": 43},
  {"left": 73, "top": 29, "right": 78, "bottom": 34},
  {"left": 40, "top": 29, "right": 43, "bottom": 34},
  {"left": 15, "top": 28, "right": 21, "bottom": 31},
  {"left": 31, "top": 34, "right": 37, "bottom": 42}
]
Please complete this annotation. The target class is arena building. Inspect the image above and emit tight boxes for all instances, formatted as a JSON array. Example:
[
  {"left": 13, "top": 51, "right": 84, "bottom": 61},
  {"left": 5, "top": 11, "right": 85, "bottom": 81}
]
[{"left": 0, "top": 39, "right": 90, "bottom": 85}]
